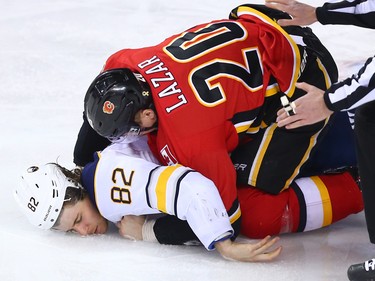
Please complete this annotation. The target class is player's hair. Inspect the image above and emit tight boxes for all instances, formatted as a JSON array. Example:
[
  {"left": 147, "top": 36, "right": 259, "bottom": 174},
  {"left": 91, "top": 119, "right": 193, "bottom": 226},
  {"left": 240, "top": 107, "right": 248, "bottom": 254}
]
[{"left": 50, "top": 163, "right": 86, "bottom": 228}]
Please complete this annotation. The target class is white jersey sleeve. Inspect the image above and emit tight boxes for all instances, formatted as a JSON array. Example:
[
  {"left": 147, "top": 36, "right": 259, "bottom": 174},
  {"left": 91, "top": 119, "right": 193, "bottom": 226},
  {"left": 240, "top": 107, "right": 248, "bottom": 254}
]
[{"left": 89, "top": 142, "right": 234, "bottom": 250}]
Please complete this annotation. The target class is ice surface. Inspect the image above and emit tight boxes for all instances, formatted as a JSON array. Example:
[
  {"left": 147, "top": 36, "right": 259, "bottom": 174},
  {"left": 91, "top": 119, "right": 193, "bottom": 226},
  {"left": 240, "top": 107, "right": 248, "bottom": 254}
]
[{"left": 1, "top": 0, "right": 375, "bottom": 280}]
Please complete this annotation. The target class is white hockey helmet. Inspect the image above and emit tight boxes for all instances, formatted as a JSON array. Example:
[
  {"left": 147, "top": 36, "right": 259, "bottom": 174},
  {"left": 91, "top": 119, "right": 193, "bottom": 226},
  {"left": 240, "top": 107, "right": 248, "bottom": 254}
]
[{"left": 14, "top": 164, "right": 82, "bottom": 230}]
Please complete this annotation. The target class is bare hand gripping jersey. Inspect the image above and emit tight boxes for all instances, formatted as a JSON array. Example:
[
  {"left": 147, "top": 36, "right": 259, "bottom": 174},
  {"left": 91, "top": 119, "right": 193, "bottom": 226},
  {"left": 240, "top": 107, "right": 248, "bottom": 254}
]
[{"left": 81, "top": 140, "right": 233, "bottom": 250}]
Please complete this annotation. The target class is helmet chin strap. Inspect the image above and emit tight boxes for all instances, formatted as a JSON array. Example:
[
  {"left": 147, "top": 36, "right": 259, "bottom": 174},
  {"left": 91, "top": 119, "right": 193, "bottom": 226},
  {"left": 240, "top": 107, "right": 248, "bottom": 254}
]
[
  {"left": 108, "top": 110, "right": 158, "bottom": 142},
  {"left": 129, "top": 125, "right": 157, "bottom": 136},
  {"left": 140, "top": 126, "right": 157, "bottom": 135},
  {"left": 107, "top": 125, "right": 157, "bottom": 143}
]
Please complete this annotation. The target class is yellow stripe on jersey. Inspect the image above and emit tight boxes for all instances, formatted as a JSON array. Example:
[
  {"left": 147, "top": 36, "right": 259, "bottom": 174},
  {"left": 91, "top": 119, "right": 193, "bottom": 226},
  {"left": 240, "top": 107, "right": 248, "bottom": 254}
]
[
  {"left": 317, "top": 57, "right": 332, "bottom": 89},
  {"left": 295, "top": 176, "right": 332, "bottom": 231},
  {"left": 155, "top": 165, "right": 182, "bottom": 213},
  {"left": 265, "top": 84, "right": 280, "bottom": 97},
  {"left": 229, "top": 205, "right": 242, "bottom": 224},
  {"left": 246, "top": 126, "right": 260, "bottom": 134},
  {"left": 248, "top": 123, "right": 278, "bottom": 186},
  {"left": 311, "top": 176, "right": 332, "bottom": 226},
  {"left": 281, "top": 131, "right": 322, "bottom": 192},
  {"left": 235, "top": 120, "right": 256, "bottom": 134}
]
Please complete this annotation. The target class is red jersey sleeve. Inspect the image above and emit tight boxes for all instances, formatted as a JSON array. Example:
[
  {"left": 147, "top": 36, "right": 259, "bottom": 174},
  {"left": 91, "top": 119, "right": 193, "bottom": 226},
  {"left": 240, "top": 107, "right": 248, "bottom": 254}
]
[{"left": 235, "top": 6, "right": 301, "bottom": 97}]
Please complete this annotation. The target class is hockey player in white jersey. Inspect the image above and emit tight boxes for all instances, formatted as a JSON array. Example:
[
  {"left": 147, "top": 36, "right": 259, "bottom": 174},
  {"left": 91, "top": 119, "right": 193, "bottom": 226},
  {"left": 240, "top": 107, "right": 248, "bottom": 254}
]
[
  {"left": 82, "top": 139, "right": 236, "bottom": 251},
  {"left": 14, "top": 137, "right": 281, "bottom": 262}
]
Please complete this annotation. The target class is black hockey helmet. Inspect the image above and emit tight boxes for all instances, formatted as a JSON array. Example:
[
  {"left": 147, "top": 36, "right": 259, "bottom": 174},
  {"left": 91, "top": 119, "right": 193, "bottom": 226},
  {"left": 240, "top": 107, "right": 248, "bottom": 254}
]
[{"left": 84, "top": 68, "right": 153, "bottom": 139}]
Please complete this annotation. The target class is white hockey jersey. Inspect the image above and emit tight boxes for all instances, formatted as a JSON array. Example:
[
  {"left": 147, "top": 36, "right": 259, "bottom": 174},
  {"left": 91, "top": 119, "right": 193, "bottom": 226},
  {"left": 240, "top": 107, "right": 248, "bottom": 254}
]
[{"left": 81, "top": 137, "right": 234, "bottom": 250}]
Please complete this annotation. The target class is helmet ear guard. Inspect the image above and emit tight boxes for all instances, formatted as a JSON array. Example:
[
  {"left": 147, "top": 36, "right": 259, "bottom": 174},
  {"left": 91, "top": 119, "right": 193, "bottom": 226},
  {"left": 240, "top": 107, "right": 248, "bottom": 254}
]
[
  {"left": 84, "top": 68, "right": 154, "bottom": 139},
  {"left": 14, "top": 164, "right": 83, "bottom": 230}
]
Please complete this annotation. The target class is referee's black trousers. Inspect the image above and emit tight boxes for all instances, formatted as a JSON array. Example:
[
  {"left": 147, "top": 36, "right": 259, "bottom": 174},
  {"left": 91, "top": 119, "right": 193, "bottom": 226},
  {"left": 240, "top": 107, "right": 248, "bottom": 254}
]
[{"left": 355, "top": 100, "right": 375, "bottom": 243}]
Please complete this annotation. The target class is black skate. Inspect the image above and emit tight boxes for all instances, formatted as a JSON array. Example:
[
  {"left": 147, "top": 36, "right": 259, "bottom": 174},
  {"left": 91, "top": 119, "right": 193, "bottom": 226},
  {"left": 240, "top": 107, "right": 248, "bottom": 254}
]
[{"left": 348, "top": 259, "right": 375, "bottom": 281}]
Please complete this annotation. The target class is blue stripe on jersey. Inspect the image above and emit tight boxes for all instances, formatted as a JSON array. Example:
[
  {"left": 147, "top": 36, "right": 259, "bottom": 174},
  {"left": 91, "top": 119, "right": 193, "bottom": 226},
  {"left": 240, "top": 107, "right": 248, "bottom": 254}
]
[
  {"left": 291, "top": 181, "right": 307, "bottom": 232},
  {"left": 145, "top": 166, "right": 162, "bottom": 209},
  {"left": 173, "top": 170, "right": 195, "bottom": 217},
  {"left": 81, "top": 152, "right": 100, "bottom": 210}
]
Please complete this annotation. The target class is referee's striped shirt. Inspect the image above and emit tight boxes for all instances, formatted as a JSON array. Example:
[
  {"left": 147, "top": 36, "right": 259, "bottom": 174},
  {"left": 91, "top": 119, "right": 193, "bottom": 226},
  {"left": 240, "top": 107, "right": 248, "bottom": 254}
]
[{"left": 316, "top": 0, "right": 375, "bottom": 112}]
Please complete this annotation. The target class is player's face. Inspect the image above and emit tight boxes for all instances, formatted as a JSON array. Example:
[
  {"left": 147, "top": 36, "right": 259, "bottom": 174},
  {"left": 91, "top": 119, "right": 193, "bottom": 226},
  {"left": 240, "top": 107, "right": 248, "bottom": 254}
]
[{"left": 54, "top": 196, "right": 108, "bottom": 235}]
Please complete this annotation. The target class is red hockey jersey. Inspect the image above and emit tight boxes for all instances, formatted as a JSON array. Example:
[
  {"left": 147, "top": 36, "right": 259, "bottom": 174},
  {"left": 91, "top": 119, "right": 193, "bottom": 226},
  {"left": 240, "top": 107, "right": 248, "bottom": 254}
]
[{"left": 103, "top": 7, "right": 301, "bottom": 213}]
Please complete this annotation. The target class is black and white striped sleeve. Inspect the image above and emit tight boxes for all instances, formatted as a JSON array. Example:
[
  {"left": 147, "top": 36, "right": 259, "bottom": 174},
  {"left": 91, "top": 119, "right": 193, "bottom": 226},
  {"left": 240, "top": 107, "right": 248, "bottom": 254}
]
[
  {"left": 316, "top": 0, "right": 375, "bottom": 28},
  {"left": 324, "top": 56, "right": 375, "bottom": 111}
]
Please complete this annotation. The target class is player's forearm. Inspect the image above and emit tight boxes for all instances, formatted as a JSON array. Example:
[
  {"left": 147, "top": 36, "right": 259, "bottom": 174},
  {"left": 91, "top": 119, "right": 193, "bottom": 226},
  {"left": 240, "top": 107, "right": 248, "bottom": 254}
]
[
  {"left": 118, "top": 214, "right": 201, "bottom": 245},
  {"left": 120, "top": 198, "right": 234, "bottom": 250},
  {"left": 73, "top": 113, "right": 110, "bottom": 166}
]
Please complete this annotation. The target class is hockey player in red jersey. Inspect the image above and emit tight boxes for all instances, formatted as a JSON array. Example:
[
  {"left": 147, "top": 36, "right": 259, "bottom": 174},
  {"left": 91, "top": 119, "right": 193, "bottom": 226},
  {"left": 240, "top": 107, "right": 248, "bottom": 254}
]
[{"left": 79, "top": 5, "right": 339, "bottom": 239}]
